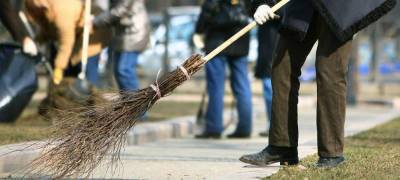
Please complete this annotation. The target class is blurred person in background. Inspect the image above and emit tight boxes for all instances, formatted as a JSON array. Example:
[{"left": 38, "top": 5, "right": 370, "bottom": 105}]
[
  {"left": 240, "top": 0, "right": 396, "bottom": 168},
  {"left": 24, "top": 0, "right": 110, "bottom": 86},
  {"left": 194, "top": 0, "right": 253, "bottom": 139},
  {"left": 91, "top": 0, "right": 150, "bottom": 91},
  {"left": 255, "top": 18, "right": 280, "bottom": 137},
  {"left": 25, "top": 0, "right": 111, "bottom": 117},
  {"left": 0, "top": 0, "right": 38, "bottom": 56}
]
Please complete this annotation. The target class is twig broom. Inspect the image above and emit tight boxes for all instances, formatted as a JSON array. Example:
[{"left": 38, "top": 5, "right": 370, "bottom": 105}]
[{"left": 27, "top": 0, "right": 289, "bottom": 178}]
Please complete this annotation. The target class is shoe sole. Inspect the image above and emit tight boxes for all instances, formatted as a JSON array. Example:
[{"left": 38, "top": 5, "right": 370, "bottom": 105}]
[{"left": 239, "top": 157, "right": 299, "bottom": 166}]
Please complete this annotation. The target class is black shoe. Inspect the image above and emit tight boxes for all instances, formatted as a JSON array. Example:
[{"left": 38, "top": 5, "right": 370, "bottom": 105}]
[
  {"left": 227, "top": 132, "right": 251, "bottom": 139},
  {"left": 195, "top": 132, "right": 221, "bottom": 139},
  {"left": 239, "top": 146, "right": 299, "bottom": 166},
  {"left": 316, "top": 156, "right": 345, "bottom": 168}
]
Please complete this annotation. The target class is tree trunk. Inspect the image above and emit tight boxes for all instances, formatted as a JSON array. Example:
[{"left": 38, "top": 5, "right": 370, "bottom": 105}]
[
  {"left": 370, "top": 23, "right": 381, "bottom": 82},
  {"left": 347, "top": 37, "right": 360, "bottom": 105}
]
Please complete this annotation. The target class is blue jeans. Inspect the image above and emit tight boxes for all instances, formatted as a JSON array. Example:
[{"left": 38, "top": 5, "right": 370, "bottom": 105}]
[
  {"left": 205, "top": 55, "right": 253, "bottom": 134},
  {"left": 113, "top": 51, "right": 140, "bottom": 91},
  {"left": 262, "top": 77, "right": 273, "bottom": 130},
  {"left": 85, "top": 54, "right": 100, "bottom": 87}
]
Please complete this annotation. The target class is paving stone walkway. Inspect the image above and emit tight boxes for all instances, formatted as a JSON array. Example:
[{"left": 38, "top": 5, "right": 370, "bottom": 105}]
[{"left": 90, "top": 105, "right": 399, "bottom": 180}]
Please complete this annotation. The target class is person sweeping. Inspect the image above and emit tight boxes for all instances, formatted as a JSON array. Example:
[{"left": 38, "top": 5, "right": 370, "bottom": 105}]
[{"left": 240, "top": 0, "right": 397, "bottom": 168}]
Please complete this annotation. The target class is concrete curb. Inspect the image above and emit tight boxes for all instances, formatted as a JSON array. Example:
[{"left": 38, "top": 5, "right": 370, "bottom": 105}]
[
  {"left": 359, "top": 97, "right": 400, "bottom": 110},
  {"left": 0, "top": 117, "right": 196, "bottom": 176},
  {"left": 299, "top": 96, "right": 400, "bottom": 110},
  {"left": 127, "top": 116, "right": 195, "bottom": 145}
]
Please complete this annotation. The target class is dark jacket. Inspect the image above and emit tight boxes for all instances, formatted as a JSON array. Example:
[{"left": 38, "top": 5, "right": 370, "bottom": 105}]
[
  {"left": 195, "top": 0, "right": 252, "bottom": 57},
  {"left": 255, "top": 21, "right": 279, "bottom": 79},
  {"left": 253, "top": 0, "right": 397, "bottom": 42},
  {"left": 252, "top": 0, "right": 282, "bottom": 78},
  {"left": 0, "top": 0, "right": 28, "bottom": 42},
  {"left": 93, "top": 0, "right": 150, "bottom": 52}
]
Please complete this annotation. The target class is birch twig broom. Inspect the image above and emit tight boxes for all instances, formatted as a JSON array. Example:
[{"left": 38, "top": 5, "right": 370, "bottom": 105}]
[{"left": 27, "top": 0, "right": 289, "bottom": 178}]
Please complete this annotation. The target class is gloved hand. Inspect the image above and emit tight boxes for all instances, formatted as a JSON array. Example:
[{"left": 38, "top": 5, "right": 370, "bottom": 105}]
[
  {"left": 192, "top": 33, "right": 205, "bottom": 49},
  {"left": 53, "top": 68, "right": 64, "bottom": 85},
  {"left": 22, "top": 37, "right": 38, "bottom": 56},
  {"left": 253, "top": 4, "right": 280, "bottom": 25}
]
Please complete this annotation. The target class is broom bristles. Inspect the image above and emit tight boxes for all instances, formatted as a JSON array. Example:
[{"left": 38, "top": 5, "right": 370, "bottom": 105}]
[{"left": 25, "top": 54, "right": 205, "bottom": 178}]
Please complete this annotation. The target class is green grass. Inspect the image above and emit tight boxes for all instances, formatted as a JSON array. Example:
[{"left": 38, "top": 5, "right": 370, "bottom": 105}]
[
  {"left": 0, "top": 103, "right": 52, "bottom": 146},
  {"left": 266, "top": 118, "right": 400, "bottom": 180}
]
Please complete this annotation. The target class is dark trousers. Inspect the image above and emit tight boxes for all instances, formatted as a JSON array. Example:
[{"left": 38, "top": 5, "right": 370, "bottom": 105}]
[{"left": 269, "top": 15, "right": 352, "bottom": 157}]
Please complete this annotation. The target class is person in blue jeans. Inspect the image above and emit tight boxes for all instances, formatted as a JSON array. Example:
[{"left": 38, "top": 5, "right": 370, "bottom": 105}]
[
  {"left": 255, "top": 21, "right": 280, "bottom": 137},
  {"left": 113, "top": 51, "right": 140, "bottom": 91},
  {"left": 82, "top": 50, "right": 140, "bottom": 91},
  {"left": 194, "top": 0, "right": 253, "bottom": 139},
  {"left": 91, "top": 0, "right": 150, "bottom": 91},
  {"left": 85, "top": 54, "right": 101, "bottom": 87},
  {"left": 204, "top": 56, "right": 253, "bottom": 138}
]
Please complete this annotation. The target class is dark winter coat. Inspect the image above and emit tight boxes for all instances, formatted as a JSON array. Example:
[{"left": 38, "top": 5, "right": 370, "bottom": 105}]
[
  {"left": 253, "top": 0, "right": 397, "bottom": 42},
  {"left": 195, "top": 0, "right": 252, "bottom": 57},
  {"left": 93, "top": 0, "right": 150, "bottom": 52},
  {"left": 0, "top": 0, "right": 28, "bottom": 42},
  {"left": 255, "top": 21, "right": 279, "bottom": 79}
]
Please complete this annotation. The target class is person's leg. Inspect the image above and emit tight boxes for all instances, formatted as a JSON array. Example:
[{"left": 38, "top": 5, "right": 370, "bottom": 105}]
[
  {"left": 262, "top": 77, "right": 273, "bottom": 130},
  {"left": 259, "top": 77, "right": 272, "bottom": 137},
  {"left": 257, "top": 23, "right": 279, "bottom": 137},
  {"left": 315, "top": 16, "right": 352, "bottom": 158},
  {"left": 98, "top": 48, "right": 116, "bottom": 89},
  {"left": 113, "top": 51, "right": 140, "bottom": 91},
  {"left": 228, "top": 56, "right": 253, "bottom": 136},
  {"left": 269, "top": 30, "right": 318, "bottom": 147},
  {"left": 204, "top": 56, "right": 226, "bottom": 135},
  {"left": 85, "top": 54, "right": 100, "bottom": 87},
  {"left": 240, "top": 16, "right": 319, "bottom": 166}
]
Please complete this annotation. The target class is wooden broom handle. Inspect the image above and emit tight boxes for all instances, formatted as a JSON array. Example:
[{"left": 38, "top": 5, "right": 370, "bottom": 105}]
[
  {"left": 203, "top": 0, "right": 289, "bottom": 62},
  {"left": 79, "top": 0, "right": 92, "bottom": 80}
]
